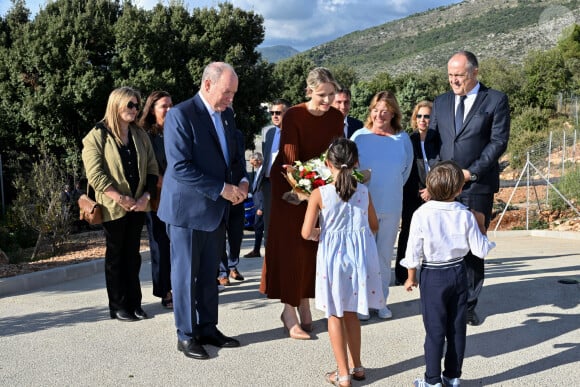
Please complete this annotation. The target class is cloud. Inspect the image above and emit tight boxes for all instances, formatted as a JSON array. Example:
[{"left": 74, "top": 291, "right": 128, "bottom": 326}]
[{"left": 5, "top": 0, "right": 461, "bottom": 52}]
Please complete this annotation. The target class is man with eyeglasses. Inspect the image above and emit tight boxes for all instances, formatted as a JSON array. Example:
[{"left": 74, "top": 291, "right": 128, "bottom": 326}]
[
  {"left": 429, "top": 51, "right": 510, "bottom": 330},
  {"left": 332, "top": 88, "right": 363, "bottom": 138}
]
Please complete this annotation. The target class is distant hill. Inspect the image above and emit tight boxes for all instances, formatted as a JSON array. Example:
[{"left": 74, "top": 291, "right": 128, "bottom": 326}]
[
  {"left": 259, "top": 45, "right": 300, "bottom": 63},
  {"left": 301, "top": 0, "right": 580, "bottom": 79}
]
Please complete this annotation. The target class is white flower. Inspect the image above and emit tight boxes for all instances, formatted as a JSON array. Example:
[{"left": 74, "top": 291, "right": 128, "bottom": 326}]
[
  {"left": 316, "top": 165, "right": 332, "bottom": 181},
  {"left": 298, "top": 178, "right": 312, "bottom": 190}
]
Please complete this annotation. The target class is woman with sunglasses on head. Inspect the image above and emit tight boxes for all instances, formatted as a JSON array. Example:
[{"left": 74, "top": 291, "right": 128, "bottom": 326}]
[
  {"left": 82, "top": 86, "right": 159, "bottom": 322},
  {"left": 138, "top": 91, "right": 173, "bottom": 309},
  {"left": 394, "top": 100, "right": 440, "bottom": 285}
]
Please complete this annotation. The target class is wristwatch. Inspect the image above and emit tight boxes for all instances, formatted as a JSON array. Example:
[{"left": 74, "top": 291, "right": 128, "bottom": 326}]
[
  {"left": 145, "top": 193, "right": 151, "bottom": 201},
  {"left": 470, "top": 173, "right": 478, "bottom": 182}
]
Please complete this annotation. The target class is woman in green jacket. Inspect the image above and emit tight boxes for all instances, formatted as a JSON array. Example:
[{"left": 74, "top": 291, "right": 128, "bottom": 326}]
[{"left": 82, "top": 87, "right": 159, "bottom": 322}]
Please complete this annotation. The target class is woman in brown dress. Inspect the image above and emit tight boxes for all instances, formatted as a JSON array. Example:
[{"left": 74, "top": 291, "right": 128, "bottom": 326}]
[{"left": 260, "top": 67, "right": 344, "bottom": 340}]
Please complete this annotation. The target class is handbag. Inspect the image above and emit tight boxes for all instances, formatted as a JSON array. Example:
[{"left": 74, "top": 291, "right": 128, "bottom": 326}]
[{"left": 78, "top": 183, "right": 102, "bottom": 225}]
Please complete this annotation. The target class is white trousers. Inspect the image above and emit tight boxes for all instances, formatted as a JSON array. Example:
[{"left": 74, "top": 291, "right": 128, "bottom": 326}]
[{"left": 375, "top": 212, "right": 400, "bottom": 305}]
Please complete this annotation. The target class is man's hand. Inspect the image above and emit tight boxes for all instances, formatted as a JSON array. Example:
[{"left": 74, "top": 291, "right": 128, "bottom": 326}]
[
  {"left": 419, "top": 188, "right": 431, "bottom": 202},
  {"left": 221, "top": 183, "right": 247, "bottom": 205}
]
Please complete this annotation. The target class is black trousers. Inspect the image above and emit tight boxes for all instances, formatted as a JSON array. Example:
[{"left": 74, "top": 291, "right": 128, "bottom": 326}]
[
  {"left": 146, "top": 211, "right": 171, "bottom": 298},
  {"left": 395, "top": 197, "right": 422, "bottom": 284},
  {"left": 252, "top": 213, "right": 264, "bottom": 252},
  {"left": 220, "top": 202, "right": 244, "bottom": 273},
  {"left": 102, "top": 211, "right": 146, "bottom": 313},
  {"left": 457, "top": 193, "right": 493, "bottom": 311}
]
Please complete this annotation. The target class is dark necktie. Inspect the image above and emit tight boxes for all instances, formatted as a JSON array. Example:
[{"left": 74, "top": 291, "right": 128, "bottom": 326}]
[{"left": 455, "top": 95, "right": 466, "bottom": 134}]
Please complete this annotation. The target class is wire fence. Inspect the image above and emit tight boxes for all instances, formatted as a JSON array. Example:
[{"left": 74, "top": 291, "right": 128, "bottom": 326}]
[{"left": 495, "top": 128, "right": 579, "bottom": 230}]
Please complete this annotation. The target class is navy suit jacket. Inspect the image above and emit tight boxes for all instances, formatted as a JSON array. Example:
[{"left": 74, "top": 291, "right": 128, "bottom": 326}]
[
  {"left": 430, "top": 83, "right": 510, "bottom": 194},
  {"left": 158, "top": 93, "right": 246, "bottom": 231},
  {"left": 346, "top": 115, "right": 364, "bottom": 138}
]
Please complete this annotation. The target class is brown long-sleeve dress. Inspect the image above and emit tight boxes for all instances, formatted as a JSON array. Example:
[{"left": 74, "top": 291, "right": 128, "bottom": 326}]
[{"left": 259, "top": 103, "right": 344, "bottom": 306}]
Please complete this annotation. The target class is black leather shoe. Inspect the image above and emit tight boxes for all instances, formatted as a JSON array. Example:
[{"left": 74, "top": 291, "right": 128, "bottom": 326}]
[
  {"left": 133, "top": 307, "right": 148, "bottom": 320},
  {"left": 177, "top": 339, "right": 209, "bottom": 360},
  {"left": 467, "top": 310, "right": 481, "bottom": 326},
  {"left": 197, "top": 330, "right": 240, "bottom": 348},
  {"left": 110, "top": 309, "right": 138, "bottom": 322},
  {"left": 229, "top": 268, "right": 244, "bottom": 281},
  {"left": 243, "top": 250, "right": 261, "bottom": 258}
]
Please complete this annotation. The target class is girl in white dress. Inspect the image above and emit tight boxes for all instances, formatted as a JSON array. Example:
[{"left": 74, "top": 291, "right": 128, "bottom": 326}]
[{"left": 302, "top": 138, "right": 383, "bottom": 387}]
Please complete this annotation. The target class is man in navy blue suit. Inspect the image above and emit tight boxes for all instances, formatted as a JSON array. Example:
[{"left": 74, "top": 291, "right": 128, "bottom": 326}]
[
  {"left": 158, "top": 62, "right": 248, "bottom": 359},
  {"left": 430, "top": 51, "right": 510, "bottom": 326},
  {"left": 333, "top": 88, "right": 364, "bottom": 138}
]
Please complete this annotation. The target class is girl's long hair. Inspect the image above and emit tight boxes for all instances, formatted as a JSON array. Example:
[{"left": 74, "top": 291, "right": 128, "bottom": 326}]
[{"left": 327, "top": 138, "right": 359, "bottom": 202}]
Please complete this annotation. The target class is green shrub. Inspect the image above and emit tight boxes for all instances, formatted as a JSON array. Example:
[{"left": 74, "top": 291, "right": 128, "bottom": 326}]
[{"left": 550, "top": 166, "right": 580, "bottom": 211}]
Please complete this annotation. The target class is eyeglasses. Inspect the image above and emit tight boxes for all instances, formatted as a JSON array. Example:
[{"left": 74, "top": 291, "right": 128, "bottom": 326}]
[
  {"left": 269, "top": 111, "right": 282, "bottom": 116},
  {"left": 417, "top": 114, "right": 430, "bottom": 119},
  {"left": 127, "top": 101, "right": 140, "bottom": 110}
]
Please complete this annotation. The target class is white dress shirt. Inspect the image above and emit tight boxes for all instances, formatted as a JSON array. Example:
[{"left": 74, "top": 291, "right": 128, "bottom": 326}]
[{"left": 401, "top": 200, "right": 495, "bottom": 269}]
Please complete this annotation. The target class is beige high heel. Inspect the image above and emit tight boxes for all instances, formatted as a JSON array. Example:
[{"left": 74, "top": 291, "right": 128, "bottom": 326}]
[{"left": 280, "top": 314, "right": 310, "bottom": 340}]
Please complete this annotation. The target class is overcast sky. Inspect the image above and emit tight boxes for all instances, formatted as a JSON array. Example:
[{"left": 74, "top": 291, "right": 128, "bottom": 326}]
[{"left": 3, "top": 0, "right": 461, "bottom": 51}]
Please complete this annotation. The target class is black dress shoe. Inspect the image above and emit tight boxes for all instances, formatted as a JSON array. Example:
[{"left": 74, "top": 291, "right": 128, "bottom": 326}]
[
  {"left": 467, "top": 310, "right": 481, "bottom": 326},
  {"left": 229, "top": 268, "right": 244, "bottom": 281},
  {"left": 177, "top": 339, "right": 209, "bottom": 360},
  {"left": 110, "top": 309, "right": 138, "bottom": 322},
  {"left": 243, "top": 250, "right": 261, "bottom": 258},
  {"left": 133, "top": 307, "right": 148, "bottom": 320},
  {"left": 197, "top": 330, "right": 240, "bottom": 348}
]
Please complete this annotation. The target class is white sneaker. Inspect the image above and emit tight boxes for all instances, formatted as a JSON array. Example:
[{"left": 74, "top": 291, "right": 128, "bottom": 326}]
[
  {"left": 357, "top": 313, "right": 370, "bottom": 321},
  {"left": 378, "top": 306, "right": 392, "bottom": 319},
  {"left": 442, "top": 375, "right": 460, "bottom": 386},
  {"left": 414, "top": 378, "right": 442, "bottom": 387}
]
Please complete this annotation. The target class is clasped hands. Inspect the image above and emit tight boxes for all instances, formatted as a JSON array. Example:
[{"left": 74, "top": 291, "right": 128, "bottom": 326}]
[
  {"left": 221, "top": 182, "right": 248, "bottom": 205},
  {"left": 118, "top": 194, "right": 149, "bottom": 212}
]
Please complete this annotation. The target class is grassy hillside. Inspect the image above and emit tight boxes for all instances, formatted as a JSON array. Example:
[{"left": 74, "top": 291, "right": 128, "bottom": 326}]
[{"left": 302, "top": 0, "right": 580, "bottom": 79}]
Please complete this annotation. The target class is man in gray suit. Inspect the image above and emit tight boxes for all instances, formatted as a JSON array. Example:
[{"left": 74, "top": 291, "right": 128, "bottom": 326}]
[
  {"left": 430, "top": 50, "right": 510, "bottom": 326},
  {"left": 257, "top": 98, "right": 291, "bottom": 243}
]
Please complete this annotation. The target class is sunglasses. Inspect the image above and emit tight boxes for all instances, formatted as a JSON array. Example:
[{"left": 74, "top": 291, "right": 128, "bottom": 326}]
[
  {"left": 127, "top": 101, "right": 140, "bottom": 110},
  {"left": 417, "top": 114, "right": 430, "bottom": 119},
  {"left": 269, "top": 111, "right": 282, "bottom": 116}
]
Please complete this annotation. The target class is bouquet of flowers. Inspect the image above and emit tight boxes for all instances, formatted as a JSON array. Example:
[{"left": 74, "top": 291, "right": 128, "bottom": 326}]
[{"left": 282, "top": 152, "right": 369, "bottom": 205}]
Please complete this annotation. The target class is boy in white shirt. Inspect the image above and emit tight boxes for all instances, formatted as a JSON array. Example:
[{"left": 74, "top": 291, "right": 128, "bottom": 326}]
[{"left": 401, "top": 161, "right": 496, "bottom": 387}]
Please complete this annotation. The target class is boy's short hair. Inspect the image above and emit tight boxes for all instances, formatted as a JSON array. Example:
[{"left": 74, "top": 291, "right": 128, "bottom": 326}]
[{"left": 426, "top": 161, "right": 465, "bottom": 201}]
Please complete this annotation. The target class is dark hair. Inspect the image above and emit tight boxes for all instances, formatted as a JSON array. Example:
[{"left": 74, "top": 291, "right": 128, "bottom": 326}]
[
  {"left": 335, "top": 88, "right": 351, "bottom": 99},
  {"left": 326, "top": 138, "right": 359, "bottom": 202},
  {"left": 426, "top": 161, "right": 465, "bottom": 201},
  {"left": 271, "top": 98, "right": 291, "bottom": 109},
  {"left": 138, "top": 91, "right": 171, "bottom": 135}
]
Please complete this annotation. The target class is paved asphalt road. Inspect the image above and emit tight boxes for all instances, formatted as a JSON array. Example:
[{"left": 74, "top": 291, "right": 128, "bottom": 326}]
[{"left": 0, "top": 230, "right": 579, "bottom": 386}]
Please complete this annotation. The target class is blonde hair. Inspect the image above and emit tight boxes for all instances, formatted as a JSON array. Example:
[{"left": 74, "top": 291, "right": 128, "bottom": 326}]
[
  {"left": 410, "top": 100, "right": 433, "bottom": 130},
  {"left": 305, "top": 67, "right": 340, "bottom": 98},
  {"left": 364, "top": 91, "right": 403, "bottom": 133},
  {"left": 102, "top": 86, "right": 141, "bottom": 145}
]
